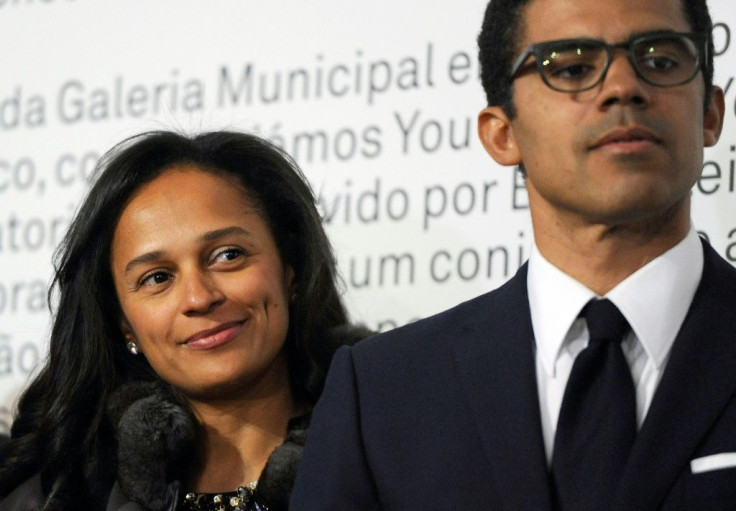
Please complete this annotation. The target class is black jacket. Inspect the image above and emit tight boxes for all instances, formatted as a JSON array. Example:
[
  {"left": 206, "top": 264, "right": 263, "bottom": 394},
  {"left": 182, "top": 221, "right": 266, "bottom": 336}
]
[
  {"left": 292, "top": 241, "right": 736, "bottom": 510},
  {"left": 1, "top": 394, "right": 309, "bottom": 511},
  {"left": 1, "top": 325, "right": 372, "bottom": 511}
]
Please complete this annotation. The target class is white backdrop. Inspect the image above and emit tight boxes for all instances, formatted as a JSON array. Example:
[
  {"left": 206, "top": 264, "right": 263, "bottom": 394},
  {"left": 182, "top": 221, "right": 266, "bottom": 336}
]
[{"left": 1, "top": 0, "right": 735, "bottom": 432}]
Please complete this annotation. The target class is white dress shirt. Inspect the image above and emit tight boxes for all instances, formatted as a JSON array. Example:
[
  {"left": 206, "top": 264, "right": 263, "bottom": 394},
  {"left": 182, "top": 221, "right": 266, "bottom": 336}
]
[{"left": 527, "top": 228, "right": 704, "bottom": 464}]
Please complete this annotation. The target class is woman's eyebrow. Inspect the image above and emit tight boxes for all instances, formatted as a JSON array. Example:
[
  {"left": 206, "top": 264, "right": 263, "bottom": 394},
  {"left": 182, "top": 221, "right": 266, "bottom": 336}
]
[
  {"left": 199, "top": 226, "right": 252, "bottom": 243},
  {"left": 124, "top": 251, "right": 165, "bottom": 275}
]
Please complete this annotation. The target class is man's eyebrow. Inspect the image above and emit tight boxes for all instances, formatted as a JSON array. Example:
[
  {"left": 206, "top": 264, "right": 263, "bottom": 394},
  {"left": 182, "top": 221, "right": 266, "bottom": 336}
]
[
  {"left": 627, "top": 28, "right": 683, "bottom": 40},
  {"left": 123, "top": 227, "right": 252, "bottom": 275}
]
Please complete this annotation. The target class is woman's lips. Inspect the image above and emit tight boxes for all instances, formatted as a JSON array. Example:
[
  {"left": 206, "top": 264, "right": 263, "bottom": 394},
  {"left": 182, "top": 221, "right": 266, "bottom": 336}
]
[{"left": 184, "top": 321, "right": 245, "bottom": 350}]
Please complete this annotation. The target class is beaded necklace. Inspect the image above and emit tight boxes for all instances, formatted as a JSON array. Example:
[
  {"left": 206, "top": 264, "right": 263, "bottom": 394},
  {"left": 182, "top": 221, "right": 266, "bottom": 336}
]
[{"left": 180, "top": 482, "right": 267, "bottom": 511}]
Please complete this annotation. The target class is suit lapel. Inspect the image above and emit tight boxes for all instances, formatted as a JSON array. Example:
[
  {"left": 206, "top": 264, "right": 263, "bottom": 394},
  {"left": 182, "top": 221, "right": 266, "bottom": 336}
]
[
  {"left": 615, "top": 242, "right": 736, "bottom": 509},
  {"left": 452, "top": 265, "right": 553, "bottom": 511}
]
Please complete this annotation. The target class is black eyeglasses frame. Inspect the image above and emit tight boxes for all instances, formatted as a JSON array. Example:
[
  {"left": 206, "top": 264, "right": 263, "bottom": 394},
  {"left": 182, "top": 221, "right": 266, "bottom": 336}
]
[{"left": 508, "top": 31, "right": 708, "bottom": 93}]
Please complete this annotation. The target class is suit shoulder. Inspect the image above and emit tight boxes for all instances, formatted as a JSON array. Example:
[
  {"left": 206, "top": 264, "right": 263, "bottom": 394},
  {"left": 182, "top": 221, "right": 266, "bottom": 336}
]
[
  {"left": 353, "top": 265, "right": 528, "bottom": 360},
  {"left": 701, "top": 239, "right": 736, "bottom": 308}
]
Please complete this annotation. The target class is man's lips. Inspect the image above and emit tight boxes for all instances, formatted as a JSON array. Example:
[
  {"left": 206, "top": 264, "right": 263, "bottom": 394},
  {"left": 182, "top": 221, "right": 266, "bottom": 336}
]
[
  {"left": 183, "top": 321, "right": 246, "bottom": 350},
  {"left": 589, "top": 127, "right": 661, "bottom": 151}
]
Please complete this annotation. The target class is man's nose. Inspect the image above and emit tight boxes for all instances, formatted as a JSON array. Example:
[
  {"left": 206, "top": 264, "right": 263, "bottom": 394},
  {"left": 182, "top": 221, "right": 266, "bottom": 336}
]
[{"left": 596, "top": 53, "right": 652, "bottom": 108}]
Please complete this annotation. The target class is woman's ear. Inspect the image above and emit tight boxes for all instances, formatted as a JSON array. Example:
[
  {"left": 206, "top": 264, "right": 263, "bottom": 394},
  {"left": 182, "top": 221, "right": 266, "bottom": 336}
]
[
  {"left": 285, "top": 266, "right": 297, "bottom": 302},
  {"left": 478, "top": 106, "right": 522, "bottom": 166},
  {"left": 120, "top": 318, "right": 134, "bottom": 340},
  {"left": 120, "top": 319, "right": 140, "bottom": 355}
]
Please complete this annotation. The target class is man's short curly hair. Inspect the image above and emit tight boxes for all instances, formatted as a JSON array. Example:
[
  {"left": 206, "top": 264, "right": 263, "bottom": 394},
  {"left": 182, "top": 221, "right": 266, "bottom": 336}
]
[{"left": 478, "top": 0, "right": 715, "bottom": 116}]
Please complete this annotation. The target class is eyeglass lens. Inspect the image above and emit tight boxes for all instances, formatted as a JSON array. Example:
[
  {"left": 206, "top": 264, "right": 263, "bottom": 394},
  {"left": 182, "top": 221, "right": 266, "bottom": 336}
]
[{"left": 539, "top": 35, "right": 700, "bottom": 92}]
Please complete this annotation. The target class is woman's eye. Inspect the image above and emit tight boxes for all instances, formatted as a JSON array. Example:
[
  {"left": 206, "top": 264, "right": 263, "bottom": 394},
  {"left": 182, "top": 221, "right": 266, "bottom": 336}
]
[
  {"left": 140, "top": 271, "right": 172, "bottom": 288},
  {"left": 212, "top": 247, "right": 245, "bottom": 263}
]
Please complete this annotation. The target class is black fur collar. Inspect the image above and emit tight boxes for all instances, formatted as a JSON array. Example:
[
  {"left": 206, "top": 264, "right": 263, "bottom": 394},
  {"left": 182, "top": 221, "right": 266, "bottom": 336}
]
[
  {"left": 105, "top": 324, "right": 373, "bottom": 511},
  {"left": 107, "top": 382, "right": 308, "bottom": 511}
]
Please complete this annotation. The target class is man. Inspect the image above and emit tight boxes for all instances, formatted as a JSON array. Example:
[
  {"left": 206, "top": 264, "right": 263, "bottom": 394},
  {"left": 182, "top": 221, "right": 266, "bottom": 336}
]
[{"left": 291, "top": 0, "right": 736, "bottom": 509}]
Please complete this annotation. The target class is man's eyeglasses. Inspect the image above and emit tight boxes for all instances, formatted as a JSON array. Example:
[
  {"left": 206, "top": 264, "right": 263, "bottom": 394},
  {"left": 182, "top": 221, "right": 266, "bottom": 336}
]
[{"left": 509, "top": 31, "right": 707, "bottom": 93}]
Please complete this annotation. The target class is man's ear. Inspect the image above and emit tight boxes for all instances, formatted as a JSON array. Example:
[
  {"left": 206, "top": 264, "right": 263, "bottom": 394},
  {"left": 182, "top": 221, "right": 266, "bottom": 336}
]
[
  {"left": 478, "top": 106, "right": 522, "bottom": 166},
  {"left": 703, "top": 86, "right": 725, "bottom": 147}
]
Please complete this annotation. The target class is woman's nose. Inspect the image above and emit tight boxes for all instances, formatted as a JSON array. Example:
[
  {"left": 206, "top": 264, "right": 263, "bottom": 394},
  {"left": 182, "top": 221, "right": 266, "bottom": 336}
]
[{"left": 181, "top": 271, "right": 225, "bottom": 314}]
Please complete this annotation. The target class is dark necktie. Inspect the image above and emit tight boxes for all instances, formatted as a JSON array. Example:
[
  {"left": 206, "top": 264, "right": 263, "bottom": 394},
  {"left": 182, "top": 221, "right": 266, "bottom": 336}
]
[{"left": 551, "top": 298, "right": 637, "bottom": 511}]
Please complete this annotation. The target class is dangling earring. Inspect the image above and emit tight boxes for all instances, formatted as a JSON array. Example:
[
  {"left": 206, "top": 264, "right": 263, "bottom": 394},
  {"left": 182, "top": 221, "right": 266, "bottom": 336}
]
[{"left": 127, "top": 341, "right": 139, "bottom": 355}]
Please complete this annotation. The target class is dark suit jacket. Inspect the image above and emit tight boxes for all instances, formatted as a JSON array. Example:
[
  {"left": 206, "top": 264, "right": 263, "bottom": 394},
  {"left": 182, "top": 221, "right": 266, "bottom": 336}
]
[{"left": 291, "top": 241, "right": 736, "bottom": 510}]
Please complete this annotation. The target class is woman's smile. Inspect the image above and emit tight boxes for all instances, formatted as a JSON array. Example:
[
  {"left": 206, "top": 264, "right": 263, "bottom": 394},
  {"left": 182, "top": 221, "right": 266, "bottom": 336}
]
[{"left": 183, "top": 320, "right": 248, "bottom": 350}]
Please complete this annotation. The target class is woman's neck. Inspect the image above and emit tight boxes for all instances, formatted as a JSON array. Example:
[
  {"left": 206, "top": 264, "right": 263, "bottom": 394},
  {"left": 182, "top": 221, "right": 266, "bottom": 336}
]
[{"left": 185, "top": 360, "right": 303, "bottom": 492}]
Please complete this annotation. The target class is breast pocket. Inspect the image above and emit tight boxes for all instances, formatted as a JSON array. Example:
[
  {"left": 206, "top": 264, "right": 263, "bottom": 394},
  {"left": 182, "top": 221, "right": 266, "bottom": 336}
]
[{"left": 685, "top": 465, "right": 736, "bottom": 510}]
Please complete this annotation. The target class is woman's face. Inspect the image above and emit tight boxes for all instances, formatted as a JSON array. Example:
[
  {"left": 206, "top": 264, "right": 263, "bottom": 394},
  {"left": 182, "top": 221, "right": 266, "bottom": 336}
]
[{"left": 110, "top": 166, "right": 295, "bottom": 400}]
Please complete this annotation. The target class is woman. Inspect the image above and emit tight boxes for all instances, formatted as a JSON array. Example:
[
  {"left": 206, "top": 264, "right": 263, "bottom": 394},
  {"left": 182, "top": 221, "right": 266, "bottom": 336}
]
[{"left": 0, "top": 131, "right": 370, "bottom": 511}]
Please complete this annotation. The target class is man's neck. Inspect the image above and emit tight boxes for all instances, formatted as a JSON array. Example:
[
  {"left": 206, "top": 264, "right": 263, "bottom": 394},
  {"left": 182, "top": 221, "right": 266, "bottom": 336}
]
[{"left": 531, "top": 201, "right": 691, "bottom": 295}]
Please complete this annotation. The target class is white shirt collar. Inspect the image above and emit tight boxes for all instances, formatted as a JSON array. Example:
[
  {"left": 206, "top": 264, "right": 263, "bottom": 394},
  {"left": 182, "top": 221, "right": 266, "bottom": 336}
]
[{"left": 529, "top": 227, "right": 703, "bottom": 377}]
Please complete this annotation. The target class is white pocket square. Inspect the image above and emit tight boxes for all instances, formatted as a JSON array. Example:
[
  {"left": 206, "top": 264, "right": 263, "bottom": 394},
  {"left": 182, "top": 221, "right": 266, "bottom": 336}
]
[{"left": 690, "top": 453, "right": 736, "bottom": 474}]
